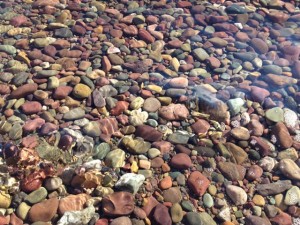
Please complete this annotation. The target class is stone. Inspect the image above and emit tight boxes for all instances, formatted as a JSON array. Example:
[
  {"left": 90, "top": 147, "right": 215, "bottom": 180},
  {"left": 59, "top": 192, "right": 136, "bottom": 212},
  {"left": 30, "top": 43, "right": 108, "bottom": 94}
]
[
  {"left": 57, "top": 206, "right": 95, "bottom": 225},
  {"left": 245, "top": 215, "right": 271, "bottom": 225},
  {"left": 0, "top": 45, "right": 16, "bottom": 55},
  {"left": 21, "top": 101, "right": 42, "bottom": 115},
  {"left": 256, "top": 180, "right": 292, "bottom": 196},
  {"left": 226, "top": 184, "right": 247, "bottom": 205},
  {"left": 0, "top": 191, "right": 11, "bottom": 208},
  {"left": 272, "top": 122, "right": 293, "bottom": 149},
  {"left": 104, "top": 149, "right": 125, "bottom": 168},
  {"left": 163, "top": 187, "right": 182, "bottom": 203},
  {"left": 102, "top": 192, "right": 135, "bottom": 216},
  {"left": 83, "top": 121, "right": 101, "bottom": 137},
  {"left": 28, "top": 198, "right": 59, "bottom": 222},
  {"left": 73, "top": 84, "right": 92, "bottom": 99},
  {"left": 250, "top": 38, "right": 269, "bottom": 54},
  {"left": 218, "top": 162, "right": 246, "bottom": 181},
  {"left": 193, "top": 48, "right": 209, "bottom": 61},
  {"left": 63, "top": 107, "right": 85, "bottom": 120},
  {"left": 167, "top": 133, "right": 190, "bottom": 144},
  {"left": 44, "top": 177, "right": 63, "bottom": 191},
  {"left": 170, "top": 153, "right": 192, "bottom": 170},
  {"left": 53, "top": 86, "right": 73, "bottom": 99},
  {"left": 24, "top": 187, "right": 47, "bottom": 204},
  {"left": 9, "top": 83, "right": 38, "bottom": 99},
  {"left": 253, "top": 194, "right": 265, "bottom": 206},
  {"left": 135, "top": 125, "right": 162, "bottom": 142},
  {"left": 16, "top": 202, "right": 31, "bottom": 220},
  {"left": 170, "top": 203, "right": 183, "bottom": 223},
  {"left": 159, "top": 104, "right": 189, "bottom": 120},
  {"left": 246, "top": 165, "right": 263, "bottom": 181},
  {"left": 185, "top": 212, "right": 217, "bottom": 225},
  {"left": 191, "top": 119, "right": 210, "bottom": 136},
  {"left": 203, "top": 193, "right": 214, "bottom": 208},
  {"left": 284, "top": 186, "right": 300, "bottom": 205},
  {"left": 115, "top": 173, "right": 145, "bottom": 194},
  {"left": 187, "top": 171, "right": 210, "bottom": 196},
  {"left": 143, "top": 97, "right": 161, "bottom": 112},
  {"left": 58, "top": 194, "right": 90, "bottom": 215},
  {"left": 153, "top": 204, "right": 172, "bottom": 225},
  {"left": 225, "top": 142, "right": 248, "bottom": 164},
  {"left": 265, "top": 107, "right": 284, "bottom": 122},
  {"left": 168, "top": 77, "right": 189, "bottom": 88},
  {"left": 110, "top": 217, "right": 132, "bottom": 225},
  {"left": 279, "top": 159, "right": 300, "bottom": 180}
]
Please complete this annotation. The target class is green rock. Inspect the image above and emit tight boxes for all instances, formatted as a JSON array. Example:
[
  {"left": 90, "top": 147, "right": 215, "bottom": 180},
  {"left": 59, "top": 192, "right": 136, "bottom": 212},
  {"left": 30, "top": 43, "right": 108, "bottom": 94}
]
[
  {"left": 63, "top": 107, "right": 85, "bottom": 120},
  {"left": 167, "top": 132, "right": 189, "bottom": 144},
  {"left": 83, "top": 121, "right": 101, "bottom": 137},
  {"left": 105, "top": 149, "right": 125, "bottom": 168},
  {"left": 171, "top": 203, "right": 183, "bottom": 223},
  {"left": 203, "top": 193, "right": 214, "bottom": 208},
  {"left": 37, "top": 70, "right": 59, "bottom": 77},
  {"left": 278, "top": 148, "right": 298, "bottom": 161},
  {"left": 0, "top": 45, "right": 16, "bottom": 55},
  {"left": 94, "top": 143, "right": 110, "bottom": 160},
  {"left": 24, "top": 187, "right": 47, "bottom": 204},
  {"left": 9, "top": 123, "right": 22, "bottom": 140},
  {"left": 137, "top": 169, "right": 152, "bottom": 178},
  {"left": 123, "top": 136, "right": 151, "bottom": 154},
  {"left": 185, "top": 212, "right": 217, "bottom": 225},
  {"left": 16, "top": 202, "right": 31, "bottom": 220},
  {"left": 227, "top": 98, "right": 245, "bottom": 116},
  {"left": 181, "top": 200, "right": 195, "bottom": 212},
  {"left": 265, "top": 107, "right": 284, "bottom": 122},
  {"left": 193, "top": 48, "right": 209, "bottom": 61}
]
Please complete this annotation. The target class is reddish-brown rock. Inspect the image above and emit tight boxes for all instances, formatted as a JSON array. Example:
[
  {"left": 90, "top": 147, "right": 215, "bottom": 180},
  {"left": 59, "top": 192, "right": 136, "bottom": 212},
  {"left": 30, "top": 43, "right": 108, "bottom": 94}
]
[
  {"left": 135, "top": 125, "right": 163, "bottom": 142},
  {"left": 272, "top": 122, "right": 293, "bottom": 149},
  {"left": 250, "top": 38, "right": 269, "bottom": 54},
  {"left": 246, "top": 165, "right": 263, "bottom": 181},
  {"left": 102, "top": 192, "right": 135, "bottom": 216},
  {"left": 170, "top": 153, "right": 192, "bottom": 170},
  {"left": 58, "top": 194, "right": 90, "bottom": 215},
  {"left": 187, "top": 171, "right": 210, "bottom": 196},
  {"left": 159, "top": 104, "right": 189, "bottom": 120},
  {"left": 153, "top": 204, "right": 172, "bottom": 225},
  {"left": 21, "top": 101, "right": 42, "bottom": 115},
  {"left": 251, "top": 86, "right": 270, "bottom": 103},
  {"left": 28, "top": 198, "right": 59, "bottom": 222},
  {"left": 23, "top": 118, "right": 45, "bottom": 133},
  {"left": 9, "top": 83, "right": 38, "bottom": 99},
  {"left": 191, "top": 119, "right": 210, "bottom": 136},
  {"left": 53, "top": 86, "right": 73, "bottom": 99}
]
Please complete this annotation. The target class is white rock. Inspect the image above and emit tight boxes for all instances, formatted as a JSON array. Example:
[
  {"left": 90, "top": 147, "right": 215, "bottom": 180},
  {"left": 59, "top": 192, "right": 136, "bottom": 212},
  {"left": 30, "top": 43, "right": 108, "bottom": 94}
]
[
  {"left": 217, "top": 207, "right": 231, "bottom": 222},
  {"left": 259, "top": 156, "right": 277, "bottom": 172},
  {"left": 115, "top": 173, "right": 145, "bottom": 194},
  {"left": 226, "top": 185, "right": 247, "bottom": 205},
  {"left": 284, "top": 186, "right": 300, "bottom": 205},
  {"left": 129, "top": 109, "right": 148, "bottom": 126},
  {"left": 57, "top": 206, "right": 95, "bottom": 225}
]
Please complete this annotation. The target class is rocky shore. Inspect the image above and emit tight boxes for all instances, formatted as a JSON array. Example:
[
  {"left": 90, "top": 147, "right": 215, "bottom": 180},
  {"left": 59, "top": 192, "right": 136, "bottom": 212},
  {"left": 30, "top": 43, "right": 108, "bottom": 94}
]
[{"left": 0, "top": 0, "right": 300, "bottom": 224}]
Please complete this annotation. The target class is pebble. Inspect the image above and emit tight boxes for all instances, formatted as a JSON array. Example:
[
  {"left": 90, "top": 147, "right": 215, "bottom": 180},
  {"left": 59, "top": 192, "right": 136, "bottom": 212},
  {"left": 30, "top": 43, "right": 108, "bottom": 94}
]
[
  {"left": 187, "top": 171, "right": 210, "bottom": 196},
  {"left": 28, "top": 198, "right": 59, "bottom": 222},
  {"left": 0, "top": 191, "right": 11, "bottom": 208},
  {"left": 24, "top": 187, "right": 47, "bottom": 204},
  {"left": 115, "top": 173, "right": 145, "bottom": 194},
  {"left": 102, "top": 192, "right": 134, "bottom": 216},
  {"left": 279, "top": 159, "right": 300, "bottom": 180},
  {"left": 226, "top": 184, "right": 247, "bottom": 205}
]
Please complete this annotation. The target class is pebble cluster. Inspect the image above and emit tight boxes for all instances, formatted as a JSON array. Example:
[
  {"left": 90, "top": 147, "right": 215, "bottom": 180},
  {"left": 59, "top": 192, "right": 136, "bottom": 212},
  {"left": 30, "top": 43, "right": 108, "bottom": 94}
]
[{"left": 0, "top": 0, "right": 300, "bottom": 225}]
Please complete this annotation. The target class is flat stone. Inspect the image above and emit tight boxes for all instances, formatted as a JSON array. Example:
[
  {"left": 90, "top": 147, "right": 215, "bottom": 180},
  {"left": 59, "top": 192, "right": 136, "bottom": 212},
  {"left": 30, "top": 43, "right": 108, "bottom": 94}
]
[{"left": 256, "top": 180, "right": 292, "bottom": 196}]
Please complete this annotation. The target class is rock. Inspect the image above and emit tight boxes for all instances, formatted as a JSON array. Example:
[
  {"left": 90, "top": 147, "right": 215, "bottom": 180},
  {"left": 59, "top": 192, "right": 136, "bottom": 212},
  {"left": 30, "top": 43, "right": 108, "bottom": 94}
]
[
  {"left": 246, "top": 165, "right": 263, "bottom": 181},
  {"left": 279, "top": 159, "right": 300, "bottom": 180},
  {"left": 83, "top": 121, "right": 101, "bottom": 137},
  {"left": 163, "top": 187, "right": 182, "bottom": 203},
  {"left": 102, "top": 192, "right": 135, "bottom": 216},
  {"left": 284, "top": 186, "right": 300, "bottom": 205},
  {"left": 265, "top": 107, "right": 284, "bottom": 122},
  {"left": 58, "top": 194, "right": 90, "bottom": 215},
  {"left": 24, "top": 187, "right": 47, "bottom": 204},
  {"left": 193, "top": 48, "right": 209, "bottom": 61},
  {"left": 253, "top": 194, "right": 265, "bottom": 206},
  {"left": 53, "top": 86, "right": 73, "bottom": 99},
  {"left": 110, "top": 217, "right": 132, "bottom": 225},
  {"left": 226, "top": 184, "right": 247, "bottom": 205},
  {"left": 250, "top": 38, "right": 269, "bottom": 54},
  {"left": 0, "top": 191, "right": 11, "bottom": 208},
  {"left": 187, "top": 171, "right": 210, "bottom": 196},
  {"left": 270, "top": 211, "right": 292, "bottom": 225},
  {"left": 185, "top": 212, "right": 217, "bottom": 225},
  {"left": 256, "top": 180, "right": 292, "bottom": 196},
  {"left": 170, "top": 203, "right": 183, "bottom": 223},
  {"left": 153, "top": 204, "right": 172, "bottom": 225},
  {"left": 104, "top": 149, "right": 125, "bottom": 168},
  {"left": 143, "top": 97, "right": 161, "bottom": 112},
  {"left": 191, "top": 119, "right": 210, "bottom": 136},
  {"left": 170, "top": 153, "right": 192, "bottom": 169},
  {"left": 272, "top": 122, "right": 293, "bottom": 149},
  {"left": 0, "top": 45, "right": 16, "bottom": 55},
  {"left": 9, "top": 83, "right": 38, "bottom": 99},
  {"left": 57, "top": 206, "right": 95, "bottom": 225},
  {"left": 251, "top": 86, "right": 270, "bottom": 103},
  {"left": 168, "top": 77, "right": 189, "bottom": 88},
  {"left": 203, "top": 193, "right": 214, "bottom": 208},
  {"left": 135, "top": 125, "right": 162, "bottom": 142},
  {"left": 21, "top": 101, "right": 42, "bottom": 114},
  {"left": 159, "top": 104, "right": 189, "bottom": 120},
  {"left": 167, "top": 132, "right": 190, "bottom": 144},
  {"left": 218, "top": 162, "right": 246, "bottom": 181},
  {"left": 115, "top": 173, "right": 145, "bottom": 194},
  {"left": 73, "top": 84, "right": 92, "bottom": 99},
  {"left": 63, "top": 107, "right": 85, "bottom": 120},
  {"left": 245, "top": 215, "right": 271, "bottom": 225},
  {"left": 28, "top": 198, "right": 59, "bottom": 222},
  {"left": 44, "top": 177, "right": 63, "bottom": 191}
]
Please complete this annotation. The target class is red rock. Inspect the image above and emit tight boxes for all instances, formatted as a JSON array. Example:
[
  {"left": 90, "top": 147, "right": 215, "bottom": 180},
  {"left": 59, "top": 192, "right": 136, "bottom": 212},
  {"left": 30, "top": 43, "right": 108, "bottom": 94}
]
[
  {"left": 247, "top": 119, "right": 264, "bottom": 136},
  {"left": 168, "top": 77, "right": 188, "bottom": 88},
  {"left": 135, "top": 125, "right": 163, "bottom": 142},
  {"left": 9, "top": 213, "right": 23, "bottom": 225},
  {"left": 58, "top": 135, "right": 73, "bottom": 150},
  {"left": 142, "top": 196, "right": 159, "bottom": 216},
  {"left": 153, "top": 204, "right": 172, "bottom": 225},
  {"left": 43, "top": 45, "right": 57, "bottom": 57},
  {"left": 206, "top": 56, "right": 221, "bottom": 68},
  {"left": 177, "top": 1, "right": 192, "bottom": 8},
  {"left": 159, "top": 104, "right": 189, "bottom": 120},
  {"left": 235, "top": 32, "right": 250, "bottom": 42},
  {"left": 58, "top": 49, "right": 82, "bottom": 58},
  {"left": 158, "top": 176, "right": 172, "bottom": 190},
  {"left": 207, "top": 15, "right": 229, "bottom": 24},
  {"left": 268, "top": 10, "right": 289, "bottom": 24},
  {"left": 110, "top": 101, "right": 129, "bottom": 116},
  {"left": 250, "top": 38, "right": 269, "bottom": 54},
  {"left": 245, "top": 215, "right": 271, "bottom": 225},
  {"left": 170, "top": 153, "right": 192, "bottom": 170},
  {"left": 270, "top": 210, "right": 292, "bottom": 225},
  {"left": 102, "top": 192, "right": 135, "bottom": 216},
  {"left": 246, "top": 165, "right": 263, "bottom": 181},
  {"left": 213, "top": 23, "right": 239, "bottom": 33},
  {"left": 23, "top": 118, "right": 45, "bottom": 132},
  {"left": 0, "top": 84, "right": 10, "bottom": 95},
  {"left": 95, "top": 219, "right": 109, "bottom": 225},
  {"left": 21, "top": 101, "right": 42, "bottom": 115},
  {"left": 21, "top": 135, "right": 38, "bottom": 148},
  {"left": 0, "top": 216, "right": 9, "bottom": 225},
  {"left": 272, "top": 122, "right": 293, "bottom": 149},
  {"left": 168, "top": 39, "right": 183, "bottom": 48},
  {"left": 123, "top": 25, "right": 138, "bottom": 36},
  {"left": 218, "top": 162, "right": 246, "bottom": 181},
  {"left": 28, "top": 198, "right": 59, "bottom": 222},
  {"left": 53, "top": 86, "right": 73, "bottom": 100},
  {"left": 251, "top": 86, "right": 270, "bottom": 103},
  {"left": 32, "top": 0, "right": 59, "bottom": 7},
  {"left": 40, "top": 123, "right": 58, "bottom": 135},
  {"left": 102, "top": 56, "right": 111, "bottom": 73},
  {"left": 133, "top": 207, "right": 147, "bottom": 219},
  {"left": 191, "top": 119, "right": 210, "bottom": 136},
  {"left": 152, "top": 141, "right": 171, "bottom": 154},
  {"left": 138, "top": 29, "right": 155, "bottom": 43},
  {"left": 10, "top": 15, "right": 28, "bottom": 27},
  {"left": 187, "top": 171, "right": 210, "bottom": 196},
  {"left": 9, "top": 83, "right": 38, "bottom": 99},
  {"left": 250, "top": 136, "right": 272, "bottom": 156},
  {"left": 283, "top": 46, "right": 300, "bottom": 63},
  {"left": 151, "top": 157, "right": 164, "bottom": 168},
  {"left": 52, "top": 39, "right": 70, "bottom": 49},
  {"left": 72, "top": 25, "right": 86, "bottom": 35},
  {"left": 99, "top": 118, "right": 118, "bottom": 137},
  {"left": 58, "top": 194, "right": 90, "bottom": 215}
]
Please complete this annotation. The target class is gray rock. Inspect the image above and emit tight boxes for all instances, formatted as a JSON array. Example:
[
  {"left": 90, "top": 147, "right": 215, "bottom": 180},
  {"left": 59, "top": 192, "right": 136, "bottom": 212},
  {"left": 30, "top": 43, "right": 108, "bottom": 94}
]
[
  {"left": 57, "top": 206, "right": 95, "bottom": 225},
  {"left": 63, "top": 107, "right": 85, "bottom": 120},
  {"left": 244, "top": 215, "right": 271, "bottom": 225},
  {"left": 185, "top": 212, "right": 216, "bottom": 225},
  {"left": 37, "top": 70, "right": 59, "bottom": 78},
  {"left": 82, "top": 121, "right": 101, "bottom": 137},
  {"left": 44, "top": 177, "right": 63, "bottom": 191},
  {"left": 256, "top": 180, "right": 292, "bottom": 196},
  {"left": 24, "top": 187, "right": 47, "bottom": 204},
  {"left": 99, "top": 85, "right": 118, "bottom": 97},
  {"left": 193, "top": 48, "right": 209, "bottom": 61},
  {"left": 105, "top": 149, "right": 125, "bottom": 168},
  {"left": 115, "top": 173, "right": 145, "bottom": 194},
  {"left": 54, "top": 28, "right": 73, "bottom": 38},
  {"left": 167, "top": 132, "right": 190, "bottom": 144}
]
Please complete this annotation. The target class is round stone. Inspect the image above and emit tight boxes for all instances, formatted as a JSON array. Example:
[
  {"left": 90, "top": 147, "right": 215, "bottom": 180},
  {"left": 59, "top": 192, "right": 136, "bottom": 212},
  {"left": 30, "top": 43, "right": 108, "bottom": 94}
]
[{"left": 73, "top": 84, "right": 92, "bottom": 99}]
